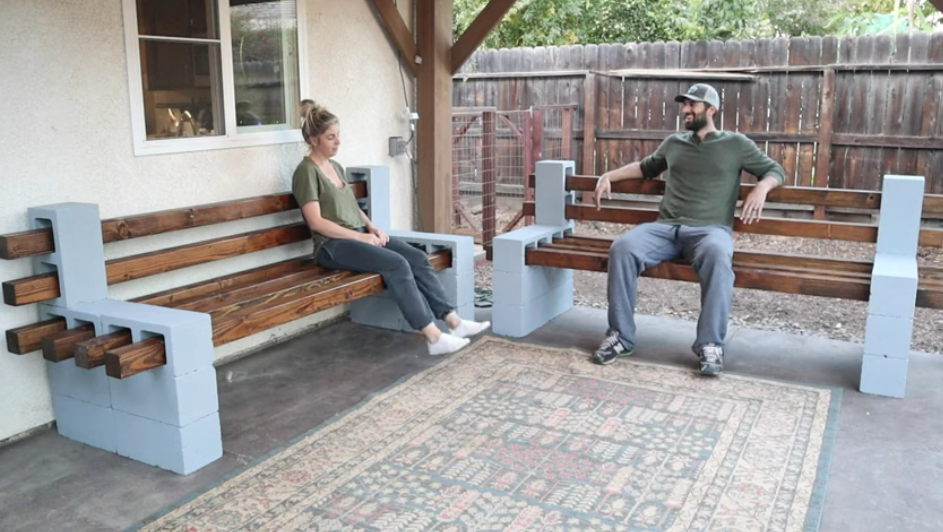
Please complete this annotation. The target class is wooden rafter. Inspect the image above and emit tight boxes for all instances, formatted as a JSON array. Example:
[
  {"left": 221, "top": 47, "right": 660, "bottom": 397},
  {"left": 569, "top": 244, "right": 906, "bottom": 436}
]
[
  {"left": 365, "top": 0, "right": 419, "bottom": 76},
  {"left": 451, "top": 0, "right": 517, "bottom": 74},
  {"left": 930, "top": 0, "right": 943, "bottom": 14}
]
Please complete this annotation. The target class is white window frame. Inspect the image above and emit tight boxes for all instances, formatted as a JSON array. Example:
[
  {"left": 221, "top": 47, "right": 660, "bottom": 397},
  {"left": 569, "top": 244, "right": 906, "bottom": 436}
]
[{"left": 122, "top": 0, "right": 309, "bottom": 156}]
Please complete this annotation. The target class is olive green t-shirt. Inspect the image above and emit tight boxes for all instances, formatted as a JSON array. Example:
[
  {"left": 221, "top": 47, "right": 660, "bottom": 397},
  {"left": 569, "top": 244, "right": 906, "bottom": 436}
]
[
  {"left": 639, "top": 131, "right": 786, "bottom": 228},
  {"left": 291, "top": 157, "right": 365, "bottom": 256}
]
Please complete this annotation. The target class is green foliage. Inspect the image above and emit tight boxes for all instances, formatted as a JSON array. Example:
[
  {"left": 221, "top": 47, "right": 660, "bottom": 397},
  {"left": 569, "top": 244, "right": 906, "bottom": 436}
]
[{"left": 453, "top": 0, "right": 942, "bottom": 48}]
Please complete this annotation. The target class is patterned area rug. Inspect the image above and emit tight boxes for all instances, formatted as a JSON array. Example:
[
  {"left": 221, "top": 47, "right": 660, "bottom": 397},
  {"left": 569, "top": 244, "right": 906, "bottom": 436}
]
[{"left": 130, "top": 336, "right": 840, "bottom": 532}]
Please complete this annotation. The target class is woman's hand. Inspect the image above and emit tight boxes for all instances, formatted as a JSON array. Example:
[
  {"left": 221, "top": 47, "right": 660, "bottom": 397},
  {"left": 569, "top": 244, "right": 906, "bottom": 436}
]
[
  {"left": 358, "top": 232, "right": 383, "bottom": 246},
  {"left": 368, "top": 226, "right": 389, "bottom": 246}
]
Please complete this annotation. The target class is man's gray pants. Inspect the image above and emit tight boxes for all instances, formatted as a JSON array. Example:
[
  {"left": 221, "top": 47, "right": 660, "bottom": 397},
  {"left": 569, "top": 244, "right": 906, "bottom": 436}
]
[{"left": 607, "top": 222, "right": 735, "bottom": 353}]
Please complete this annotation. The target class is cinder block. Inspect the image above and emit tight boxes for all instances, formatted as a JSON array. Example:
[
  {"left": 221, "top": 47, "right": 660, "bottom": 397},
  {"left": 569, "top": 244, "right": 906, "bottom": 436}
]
[
  {"left": 876, "top": 174, "right": 925, "bottom": 256},
  {"left": 493, "top": 280, "right": 573, "bottom": 337},
  {"left": 46, "top": 360, "right": 112, "bottom": 407},
  {"left": 39, "top": 302, "right": 103, "bottom": 333},
  {"left": 28, "top": 203, "right": 107, "bottom": 308},
  {"left": 454, "top": 302, "right": 474, "bottom": 322},
  {"left": 535, "top": 160, "right": 576, "bottom": 227},
  {"left": 860, "top": 354, "right": 909, "bottom": 398},
  {"left": 863, "top": 314, "right": 913, "bottom": 360},
  {"left": 110, "top": 366, "right": 218, "bottom": 427},
  {"left": 868, "top": 254, "right": 918, "bottom": 319},
  {"left": 114, "top": 411, "right": 223, "bottom": 475},
  {"left": 350, "top": 293, "right": 410, "bottom": 331},
  {"left": 436, "top": 270, "right": 474, "bottom": 309},
  {"left": 388, "top": 231, "right": 475, "bottom": 275},
  {"left": 51, "top": 394, "right": 116, "bottom": 452},
  {"left": 348, "top": 166, "right": 391, "bottom": 231},
  {"left": 98, "top": 300, "right": 213, "bottom": 378},
  {"left": 493, "top": 267, "right": 573, "bottom": 307},
  {"left": 492, "top": 224, "right": 572, "bottom": 274}
]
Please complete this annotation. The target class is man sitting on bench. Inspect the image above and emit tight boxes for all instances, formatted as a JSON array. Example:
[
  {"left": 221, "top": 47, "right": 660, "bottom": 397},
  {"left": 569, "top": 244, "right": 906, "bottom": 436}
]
[{"left": 591, "top": 83, "right": 786, "bottom": 375}]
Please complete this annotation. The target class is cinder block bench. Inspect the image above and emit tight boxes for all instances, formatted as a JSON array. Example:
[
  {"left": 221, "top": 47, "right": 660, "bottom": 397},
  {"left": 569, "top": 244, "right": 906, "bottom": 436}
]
[
  {"left": 1, "top": 166, "right": 474, "bottom": 474},
  {"left": 492, "top": 160, "right": 943, "bottom": 398}
]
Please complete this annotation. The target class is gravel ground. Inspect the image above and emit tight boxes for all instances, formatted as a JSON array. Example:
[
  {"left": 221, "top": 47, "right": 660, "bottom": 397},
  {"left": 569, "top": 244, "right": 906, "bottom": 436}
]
[{"left": 475, "top": 217, "right": 943, "bottom": 355}]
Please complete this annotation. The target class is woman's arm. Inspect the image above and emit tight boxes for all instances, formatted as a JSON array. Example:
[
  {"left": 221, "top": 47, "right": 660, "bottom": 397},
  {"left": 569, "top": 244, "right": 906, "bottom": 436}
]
[{"left": 301, "top": 201, "right": 373, "bottom": 242}]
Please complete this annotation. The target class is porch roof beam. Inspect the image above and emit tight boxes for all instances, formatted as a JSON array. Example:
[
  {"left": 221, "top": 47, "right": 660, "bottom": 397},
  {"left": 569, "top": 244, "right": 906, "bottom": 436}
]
[
  {"left": 366, "top": 0, "right": 419, "bottom": 76},
  {"left": 451, "top": 0, "right": 517, "bottom": 74}
]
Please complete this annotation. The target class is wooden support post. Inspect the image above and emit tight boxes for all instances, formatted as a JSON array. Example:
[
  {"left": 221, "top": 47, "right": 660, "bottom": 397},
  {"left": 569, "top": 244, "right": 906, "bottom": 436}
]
[
  {"left": 523, "top": 111, "right": 534, "bottom": 226},
  {"left": 482, "top": 110, "right": 497, "bottom": 246},
  {"left": 814, "top": 68, "right": 836, "bottom": 220},
  {"left": 562, "top": 107, "right": 573, "bottom": 160},
  {"left": 581, "top": 73, "right": 598, "bottom": 204},
  {"left": 42, "top": 324, "right": 96, "bottom": 362},
  {"left": 416, "top": 0, "right": 453, "bottom": 233}
]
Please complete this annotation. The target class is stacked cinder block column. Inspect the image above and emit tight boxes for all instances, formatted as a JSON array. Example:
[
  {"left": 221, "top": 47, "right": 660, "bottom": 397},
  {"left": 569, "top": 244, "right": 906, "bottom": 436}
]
[
  {"left": 29, "top": 204, "right": 115, "bottom": 451},
  {"left": 860, "top": 174, "right": 926, "bottom": 398},
  {"left": 492, "top": 160, "right": 576, "bottom": 337},
  {"left": 347, "top": 165, "right": 476, "bottom": 332},
  {"left": 29, "top": 202, "right": 221, "bottom": 475},
  {"left": 99, "top": 301, "right": 221, "bottom": 475}
]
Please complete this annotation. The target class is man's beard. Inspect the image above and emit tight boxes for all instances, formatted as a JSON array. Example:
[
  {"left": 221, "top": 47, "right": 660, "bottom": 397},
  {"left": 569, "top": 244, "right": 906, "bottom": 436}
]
[{"left": 684, "top": 112, "right": 709, "bottom": 131}]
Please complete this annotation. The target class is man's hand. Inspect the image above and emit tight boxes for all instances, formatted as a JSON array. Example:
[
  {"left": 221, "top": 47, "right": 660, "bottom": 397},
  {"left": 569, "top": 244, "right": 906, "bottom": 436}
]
[
  {"left": 368, "top": 226, "right": 390, "bottom": 246},
  {"left": 594, "top": 175, "right": 612, "bottom": 210},
  {"left": 740, "top": 187, "right": 770, "bottom": 225}
]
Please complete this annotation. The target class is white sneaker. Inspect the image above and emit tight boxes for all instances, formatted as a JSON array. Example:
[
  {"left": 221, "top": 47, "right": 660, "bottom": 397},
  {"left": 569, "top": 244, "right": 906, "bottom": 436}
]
[
  {"left": 428, "top": 333, "right": 470, "bottom": 356},
  {"left": 449, "top": 319, "right": 491, "bottom": 339}
]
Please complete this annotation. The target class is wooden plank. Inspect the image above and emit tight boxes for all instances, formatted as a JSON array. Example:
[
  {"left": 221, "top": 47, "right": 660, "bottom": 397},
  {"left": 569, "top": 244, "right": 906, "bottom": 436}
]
[
  {"left": 194, "top": 271, "right": 357, "bottom": 318},
  {"left": 3, "top": 223, "right": 311, "bottom": 306},
  {"left": 620, "top": 43, "right": 640, "bottom": 165},
  {"left": 845, "top": 35, "right": 875, "bottom": 191},
  {"left": 0, "top": 192, "right": 332, "bottom": 262},
  {"left": 451, "top": 0, "right": 516, "bottom": 74},
  {"left": 793, "top": 37, "right": 821, "bottom": 188},
  {"left": 172, "top": 266, "right": 331, "bottom": 313},
  {"left": 6, "top": 317, "right": 67, "bottom": 355},
  {"left": 722, "top": 41, "right": 742, "bottom": 132},
  {"left": 579, "top": 128, "right": 943, "bottom": 150},
  {"left": 814, "top": 68, "right": 836, "bottom": 191},
  {"left": 75, "top": 330, "right": 133, "bottom": 369},
  {"left": 105, "top": 337, "right": 166, "bottom": 379},
  {"left": 365, "top": 0, "right": 418, "bottom": 76},
  {"left": 907, "top": 32, "right": 931, "bottom": 179},
  {"left": 0, "top": 229, "right": 55, "bottom": 261},
  {"left": 42, "top": 324, "right": 96, "bottom": 363},
  {"left": 581, "top": 72, "right": 597, "bottom": 175},
  {"left": 830, "top": 36, "right": 857, "bottom": 189}
]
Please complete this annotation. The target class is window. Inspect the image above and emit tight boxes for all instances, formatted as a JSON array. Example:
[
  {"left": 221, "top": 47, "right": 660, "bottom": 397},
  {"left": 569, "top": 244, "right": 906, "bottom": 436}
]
[{"left": 123, "top": 0, "right": 307, "bottom": 155}]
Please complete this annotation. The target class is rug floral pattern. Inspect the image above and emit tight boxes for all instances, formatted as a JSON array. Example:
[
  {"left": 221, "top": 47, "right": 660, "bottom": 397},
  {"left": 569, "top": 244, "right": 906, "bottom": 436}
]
[{"left": 132, "top": 337, "right": 839, "bottom": 532}]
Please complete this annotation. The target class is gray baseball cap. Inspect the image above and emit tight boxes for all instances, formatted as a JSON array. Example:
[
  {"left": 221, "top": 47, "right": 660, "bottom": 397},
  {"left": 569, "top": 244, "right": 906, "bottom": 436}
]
[{"left": 675, "top": 83, "right": 721, "bottom": 109}]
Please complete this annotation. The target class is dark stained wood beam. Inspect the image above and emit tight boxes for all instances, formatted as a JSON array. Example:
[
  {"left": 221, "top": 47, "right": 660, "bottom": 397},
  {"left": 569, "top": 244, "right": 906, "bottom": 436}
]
[
  {"left": 930, "top": 0, "right": 943, "bottom": 15},
  {"left": 451, "top": 0, "right": 517, "bottom": 74},
  {"left": 75, "top": 330, "right": 133, "bottom": 369},
  {"left": 105, "top": 337, "right": 165, "bottom": 379},
  {"left": 6, "top": 318, "right": 67, "bottom": 355},
  {"left": 416, "top": 0, "right": 453, "bottom": 233},
  {"left": 366, "top": 0, "right": 419, "bottom": 76},
  {"left": 42, "top": 324, "right": 96, "bottom": 362},
  {"left": 2, "top": 223, "right": 310, "bottom": 306}
]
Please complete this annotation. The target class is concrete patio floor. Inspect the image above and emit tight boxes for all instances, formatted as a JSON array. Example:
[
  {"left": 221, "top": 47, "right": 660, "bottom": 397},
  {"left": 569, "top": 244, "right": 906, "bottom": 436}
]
[{"left": 1, "top": 306, "right": 941, "bottom": 532}]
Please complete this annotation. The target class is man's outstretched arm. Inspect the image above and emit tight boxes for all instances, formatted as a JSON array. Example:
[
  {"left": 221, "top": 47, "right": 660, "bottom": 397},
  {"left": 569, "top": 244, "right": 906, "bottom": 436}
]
[{"left": 594, "top": 142, "right": 669, "bottom": 209}]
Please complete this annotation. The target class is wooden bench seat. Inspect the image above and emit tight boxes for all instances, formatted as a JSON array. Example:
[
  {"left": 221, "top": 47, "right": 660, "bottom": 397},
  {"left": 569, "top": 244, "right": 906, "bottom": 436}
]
[
  {"left": 492, "top": 160, "right": 943, "bottom": 398},
  {"left": 0, "top": 166, "right": 472, "bottom": 475}
]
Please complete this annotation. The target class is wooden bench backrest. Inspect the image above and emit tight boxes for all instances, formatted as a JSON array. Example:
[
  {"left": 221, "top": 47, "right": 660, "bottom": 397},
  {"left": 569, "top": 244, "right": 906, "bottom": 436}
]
[
  {"left": 0, "top": 184, "right": 368, "bottom": 307},
  {"left": 524, "top": 174, "right": 943, "bottom": 248}
]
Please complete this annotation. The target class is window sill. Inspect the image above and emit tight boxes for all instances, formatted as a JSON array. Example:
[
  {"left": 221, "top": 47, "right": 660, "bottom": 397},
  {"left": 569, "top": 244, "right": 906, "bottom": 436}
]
[{"left": 132, "top": 129, "right": 304, "bottom": 157}]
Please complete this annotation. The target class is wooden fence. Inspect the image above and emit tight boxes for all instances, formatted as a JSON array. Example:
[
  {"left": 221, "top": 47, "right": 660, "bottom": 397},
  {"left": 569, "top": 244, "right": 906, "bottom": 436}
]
[{"left": 453, "top": 32, "right": 943, "bottom": 194}]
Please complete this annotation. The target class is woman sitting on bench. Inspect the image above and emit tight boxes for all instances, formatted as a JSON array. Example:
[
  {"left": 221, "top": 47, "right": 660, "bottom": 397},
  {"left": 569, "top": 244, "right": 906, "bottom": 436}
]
[{"left": 292, "top": 101, "right": 489, "bottom": 355}]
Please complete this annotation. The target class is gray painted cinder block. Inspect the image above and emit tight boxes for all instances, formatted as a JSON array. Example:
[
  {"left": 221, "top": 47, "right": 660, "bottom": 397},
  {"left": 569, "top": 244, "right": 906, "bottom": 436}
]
[
  {"left": 493, "top": 267, "right": 573, "bottom": 307},
  {"left": 109, "top": 366, "right": 219, "bottom": 427},
  {"left": 868, "top": 254, "right": 919, "bottom": 319},
  {"left": 113, "top": 411, "right": 223, "bottom": 475},
  {"left": 863, "top": 314, "right": 913, "bottom": 360},
  {"left": 348, "top": 166, "right": 391, "bottom": 231},
  {"left": 51, "top": 394, "right": 116, "bottom": 452},
  {"left": 97, "top": 300, "right": 213, "bottom": 378},
  {"left": 46, "top": 361, "right": 112, "bottom": 407},
  {"left": 860, "top": 354, "right": 909, "bottom": 399},
  {"left": 493, "top": 279, "right": 574, "bottom": 337},
  {"left": 535, "top": 160, "right": 576, "bottom": 227},
  {"left": 39, "top": 302, "right": 103, "bottom": 333},
  {"left": 492, "top": 224, "right": 572, "bottom": 274},
  {"left": 350, "top": 292, "right": 410, "bottom": 332},
  {"left": 876, "top": 174, "right": 925, "bottom": 256},
  {"left": 28, "top": 203, "right": 108, "bottom": 308}
]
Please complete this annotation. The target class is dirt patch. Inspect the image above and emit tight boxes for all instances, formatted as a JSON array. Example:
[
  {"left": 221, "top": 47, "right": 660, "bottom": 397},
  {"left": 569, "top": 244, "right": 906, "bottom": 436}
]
[{"left": 475, "top": 218, "right": 943, "bottom": 354}]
